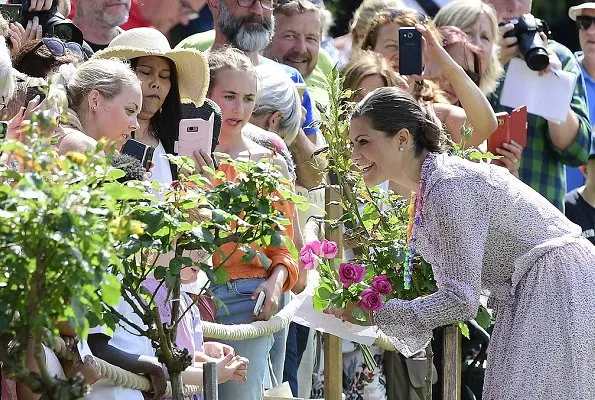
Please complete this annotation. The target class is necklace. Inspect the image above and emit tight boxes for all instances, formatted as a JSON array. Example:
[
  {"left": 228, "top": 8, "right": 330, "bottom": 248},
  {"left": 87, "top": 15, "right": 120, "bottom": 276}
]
[{"left": 403, "top": 162, "right": 427, "bottom": 290}]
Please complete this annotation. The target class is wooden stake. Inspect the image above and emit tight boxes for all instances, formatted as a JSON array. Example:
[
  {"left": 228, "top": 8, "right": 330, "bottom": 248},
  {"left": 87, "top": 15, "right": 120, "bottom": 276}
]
[
  {"left": 442, "top": 326, "right": 462, "bottom": 400},
  {"left": 324, "top": 186, "right": 343, "bottom": 400}
]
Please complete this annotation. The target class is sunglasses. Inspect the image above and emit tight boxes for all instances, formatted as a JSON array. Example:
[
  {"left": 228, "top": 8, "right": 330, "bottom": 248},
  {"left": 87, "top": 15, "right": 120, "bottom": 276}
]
[
  {"left": 577, "top": 16, "right": 595, "bottom": 30},
  {"left": 237, "top": 0, "right": 274, "bottom": 11},
  {"left": 384, "top": 8, "right": 428, "bottom": 24},
  {"left": 32, "top": 37, "right": 88, "bottom": 61}
]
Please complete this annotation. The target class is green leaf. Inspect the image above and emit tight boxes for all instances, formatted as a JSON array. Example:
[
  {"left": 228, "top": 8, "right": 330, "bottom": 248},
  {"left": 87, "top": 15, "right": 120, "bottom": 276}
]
[
  {"left": 100, "top": 274, "right": 122, "bottom": 307},
  {"left": 283, "top": 235, "right": 299, "bottom": 261},
  {"left": 154, "top": 266, "right": 167, "bottom": 280},
  {"left": 106, "top": 168, "right": 126, "bottom": 181},
  {"left": 475, "top": 305, "right": 493, "bottom": 330},
  {"left": 312, "top": 294, "right": 329, "bottom": 311},
  {"left": 270, "top": 232, "right": 284, "bottom": 248},
  {"left": 214, "top": 267, "right": 228, "bottom": 284},
  {"left": 104, "top": 183, "right": 149, "bottom": 200},
  {"left": 241, "top": 250, "right": 257, "bottom": 263},
  {"left": 257, "top": 252, "right": 271, "bottom": 270},
  {"left": 143, "top": 210, "right": 164, "bottom": 234},
  {"left": 169, "top": 257, "right": 183, "bottom": 275},
  {"left": 457, "top": 322, "right": 470, "bottom": 339}
]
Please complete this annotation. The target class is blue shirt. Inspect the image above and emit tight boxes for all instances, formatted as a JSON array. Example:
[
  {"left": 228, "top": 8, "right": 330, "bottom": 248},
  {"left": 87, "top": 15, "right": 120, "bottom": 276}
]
[
  {"left": 576, "top": 52, "right": 595, "bottom": 124},
  {"left": 259, "top": 56, "right": 319, "bottom": 136}
]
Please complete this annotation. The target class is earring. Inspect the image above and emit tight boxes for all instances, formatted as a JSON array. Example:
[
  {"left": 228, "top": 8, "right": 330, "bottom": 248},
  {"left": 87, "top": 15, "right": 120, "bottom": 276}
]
[
  {"left": 92, "top": 106, "right": 97, "bottom": 111},
  {"left": 399, "top": 147, "right": 404, "bottom": 152}
]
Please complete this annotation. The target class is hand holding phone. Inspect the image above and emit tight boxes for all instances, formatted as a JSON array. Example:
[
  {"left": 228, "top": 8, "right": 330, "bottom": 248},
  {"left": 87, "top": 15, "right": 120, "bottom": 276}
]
[
  {"left": 175, "top": 114, "right": 215, "bottom": 160},
  {"left": 121, "top": 139, "right": 154, "bottom": 171},
  {"left": 487, "top": 106, "right": 527, "bottom": 155},
  {"left": 253, "top": 291, "right": 266, "bottom": 317}
]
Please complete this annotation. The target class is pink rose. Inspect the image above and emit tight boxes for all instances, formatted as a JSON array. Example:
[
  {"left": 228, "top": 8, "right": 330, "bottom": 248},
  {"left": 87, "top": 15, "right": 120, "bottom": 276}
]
[
  {"left": 299, "top": 247, "right": 318, "bottom": 270},
  {"left": 371, "top": 275, "right": 393, "bottom": 296},
  {"left": 358, "top": 288, "right": 384, "bottom": 311},
  {"left": 303, "top": 240, "right": 322, "bottom": 256},
  {"left": 338, "top": 263, "right": 366, "bottom": 288},
  {"left": 320, "top": 240, "right": 338, "bottom": 259}
]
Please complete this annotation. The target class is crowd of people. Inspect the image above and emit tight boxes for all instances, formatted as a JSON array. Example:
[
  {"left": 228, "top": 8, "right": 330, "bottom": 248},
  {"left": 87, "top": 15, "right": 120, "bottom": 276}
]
[{"left": 1, "top": 0, "right": 594, "bottom": 399}]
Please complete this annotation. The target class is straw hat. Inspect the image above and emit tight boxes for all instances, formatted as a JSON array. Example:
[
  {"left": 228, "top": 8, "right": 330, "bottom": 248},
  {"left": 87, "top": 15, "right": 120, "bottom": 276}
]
[
  {"left": 569, "top": 3, "right": 595, "bottom": 21},
  {"left": 93, "top": 27, "right": 209, "bottom": 106}
]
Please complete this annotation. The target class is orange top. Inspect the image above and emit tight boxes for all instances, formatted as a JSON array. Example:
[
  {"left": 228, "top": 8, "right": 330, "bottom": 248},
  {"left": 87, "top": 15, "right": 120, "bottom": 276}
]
[{"left": 211, "top": 164, "right": 298, "bottom": 292}]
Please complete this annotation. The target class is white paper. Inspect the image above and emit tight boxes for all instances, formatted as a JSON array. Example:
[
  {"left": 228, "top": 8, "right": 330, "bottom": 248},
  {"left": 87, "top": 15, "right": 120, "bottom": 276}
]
[
  {"left": 292, "top": 272, "right": 379, "bottom": 346},
  {"left": 500, "top": 58, "right": 577, "bottom": 124}
]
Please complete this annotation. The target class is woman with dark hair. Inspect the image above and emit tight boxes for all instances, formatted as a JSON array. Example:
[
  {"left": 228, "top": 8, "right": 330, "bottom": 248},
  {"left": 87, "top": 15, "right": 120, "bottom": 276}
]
[
  {"left": 330, "top": 79, "right": 595, "bottom": 400},
  {"left": 94, "top": 27, "right": 211, "bottom": 183}
]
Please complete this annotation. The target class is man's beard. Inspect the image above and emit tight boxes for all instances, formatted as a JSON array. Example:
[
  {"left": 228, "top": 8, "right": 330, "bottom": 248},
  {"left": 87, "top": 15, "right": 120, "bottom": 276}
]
[{"left": 217, "top": 1, "right": 274, "bottom": 53}]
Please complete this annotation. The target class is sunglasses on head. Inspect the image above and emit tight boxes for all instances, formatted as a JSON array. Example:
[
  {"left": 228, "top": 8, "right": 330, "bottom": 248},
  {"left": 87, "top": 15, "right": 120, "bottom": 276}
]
[
  {"left": 577, "top": 15, "right": 595, "bottom": 30},
  {"left": 33, "top": 37, "right": 88, "bottom": 61},
  {"left": 384, "top": 8, "right": 428, "bottom": 24}
]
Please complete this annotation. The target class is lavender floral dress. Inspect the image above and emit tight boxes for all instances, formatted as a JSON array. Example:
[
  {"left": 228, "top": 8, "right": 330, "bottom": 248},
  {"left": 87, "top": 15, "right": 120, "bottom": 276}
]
[{"left": 374, "top": 152, "right": 595, "bottom": 400}]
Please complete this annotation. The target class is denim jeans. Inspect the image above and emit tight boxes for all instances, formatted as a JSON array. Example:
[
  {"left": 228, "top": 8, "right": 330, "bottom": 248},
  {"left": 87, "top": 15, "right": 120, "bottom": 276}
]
[
  {"left": 269, "top": 291, "right": 289, "bottom": 387},
  {"left": 211, "top": 278, "right": 273, "bottom": 400},
  {"left": 283, "top": 322, "right": 310, "bottom": 396}
]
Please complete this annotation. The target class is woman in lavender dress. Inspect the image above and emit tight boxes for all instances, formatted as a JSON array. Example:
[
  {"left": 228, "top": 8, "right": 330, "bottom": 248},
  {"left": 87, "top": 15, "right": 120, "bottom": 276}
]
[{"left": 333, "top": 81, "right": 595, "bottom": 399}]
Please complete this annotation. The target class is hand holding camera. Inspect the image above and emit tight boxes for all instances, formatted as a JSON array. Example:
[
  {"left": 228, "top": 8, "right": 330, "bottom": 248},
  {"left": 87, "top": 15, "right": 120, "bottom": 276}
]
[{"left": 500, "top": 14, "right": 551, "bottom": 72}]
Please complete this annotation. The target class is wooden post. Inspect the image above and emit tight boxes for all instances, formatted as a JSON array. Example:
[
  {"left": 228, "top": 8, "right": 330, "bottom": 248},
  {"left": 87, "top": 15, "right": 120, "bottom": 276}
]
[
  {"left": 324, "top": 186, "right": 343, "bottom": 400},
  {"left": 442, "top": 326, "right": 462, "bottom": 400}
]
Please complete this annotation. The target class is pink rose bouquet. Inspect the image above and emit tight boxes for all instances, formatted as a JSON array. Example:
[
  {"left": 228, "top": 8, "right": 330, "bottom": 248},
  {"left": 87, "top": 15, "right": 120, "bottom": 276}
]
[{"left": 299, "top": 239, "right": 396, "bottom": 322}]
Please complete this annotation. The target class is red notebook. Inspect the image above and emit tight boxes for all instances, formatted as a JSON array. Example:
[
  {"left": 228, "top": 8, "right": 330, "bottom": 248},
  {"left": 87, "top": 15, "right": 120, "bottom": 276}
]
[{"left": 487, "top": 106, "right": 528, "bottom": 154}]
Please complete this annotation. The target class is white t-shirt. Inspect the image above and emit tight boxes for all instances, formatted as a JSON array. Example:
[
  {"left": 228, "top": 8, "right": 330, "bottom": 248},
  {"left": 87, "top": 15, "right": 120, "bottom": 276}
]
[
  {"left": 86, "top": 297, "right": 153, "bottom": 400},
  {"left": 151, "top": 142, "right": 173, "bottom": 185}
]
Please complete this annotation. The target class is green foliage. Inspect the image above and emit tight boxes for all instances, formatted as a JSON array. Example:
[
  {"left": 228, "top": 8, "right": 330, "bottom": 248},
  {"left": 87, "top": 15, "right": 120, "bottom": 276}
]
[
  {"left": 0, "top": 130, "right": 139, "bottom": 397},
  {"left": 0, "top": 88, "right": 303, "bottom": 399}
]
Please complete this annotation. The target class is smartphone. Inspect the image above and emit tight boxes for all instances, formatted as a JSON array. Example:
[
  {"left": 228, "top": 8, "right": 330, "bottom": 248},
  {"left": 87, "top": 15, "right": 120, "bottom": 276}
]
[
  {"left": 399, "top": 27, "right": 422, "bottom": 75},
  {"left": 0, "top": 4, "right": 22, "bottom": 23},
  {"left": 121, "top": 139, "right": 154, "bottom": 171},
  {"left": 0, "top": 121, "right": 7, "bottom": 140},
  {"left": 253, "top": 291, "right": 266, "bottom": 317},
  {"left": 487, "top": 106, "right": 527, "bottom": 154},
  {"left": 25, "top": 85, "right": 47, "bottom": 105},
  {"left": 175, "top": 114, "right": 215, "bottom": 158}
]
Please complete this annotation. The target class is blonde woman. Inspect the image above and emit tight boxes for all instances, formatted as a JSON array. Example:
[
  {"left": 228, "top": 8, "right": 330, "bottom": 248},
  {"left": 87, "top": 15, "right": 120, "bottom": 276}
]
[
  {"left": 434, "top": 0, "right": 505, "bottom": 96},
  {"left": 54, "top": 59, "right": 142, "bottom": 155}
]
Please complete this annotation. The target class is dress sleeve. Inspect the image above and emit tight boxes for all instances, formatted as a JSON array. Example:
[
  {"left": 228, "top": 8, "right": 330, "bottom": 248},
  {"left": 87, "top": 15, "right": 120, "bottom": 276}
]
[{"left": 374, "top": 176, "right": 489, "bottom": 357}]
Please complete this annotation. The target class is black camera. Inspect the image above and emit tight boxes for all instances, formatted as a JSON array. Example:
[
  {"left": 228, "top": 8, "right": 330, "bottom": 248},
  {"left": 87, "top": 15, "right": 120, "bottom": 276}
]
[
  {"left": 8, "top": 0, "right": 83, "bottom": 44},
  {"left": 503, "top": 13, "right": 550, "bottom": 71}
]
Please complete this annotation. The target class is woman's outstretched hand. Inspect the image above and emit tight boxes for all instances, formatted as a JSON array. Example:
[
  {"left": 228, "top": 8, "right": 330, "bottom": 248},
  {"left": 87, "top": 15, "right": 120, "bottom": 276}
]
[
  {"left": 409, "top": 23, "right": 461, "bottom": 82},
  {"left": 324, "top": 302, "right": 374, "bottom": 326}
]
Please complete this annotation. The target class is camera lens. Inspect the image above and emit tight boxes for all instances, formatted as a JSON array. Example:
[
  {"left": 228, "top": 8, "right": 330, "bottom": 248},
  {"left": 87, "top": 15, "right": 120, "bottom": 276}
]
[{"left": 406, "top": 33, "right": 413, "bottom": 38}]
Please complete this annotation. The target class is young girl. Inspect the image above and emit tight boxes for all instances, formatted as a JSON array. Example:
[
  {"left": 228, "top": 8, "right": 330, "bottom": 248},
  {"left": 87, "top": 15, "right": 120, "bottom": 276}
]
[
  {"left": 87, "top": 260, "right": 248, "bottom": 400},
  {"left": 206, "top": 47, "right": 299, "bottom": 400}
]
